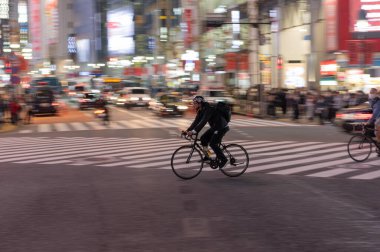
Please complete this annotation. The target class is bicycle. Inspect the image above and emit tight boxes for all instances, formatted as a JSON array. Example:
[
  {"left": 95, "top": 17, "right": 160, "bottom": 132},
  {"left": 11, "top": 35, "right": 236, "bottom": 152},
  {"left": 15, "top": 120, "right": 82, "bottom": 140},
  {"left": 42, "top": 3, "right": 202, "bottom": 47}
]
[
  {"left": 171, "top": 132, "right": 249, "bottom": 179},
  {"left": 347, "top": 123, "right": 380, "bottom": 162}
]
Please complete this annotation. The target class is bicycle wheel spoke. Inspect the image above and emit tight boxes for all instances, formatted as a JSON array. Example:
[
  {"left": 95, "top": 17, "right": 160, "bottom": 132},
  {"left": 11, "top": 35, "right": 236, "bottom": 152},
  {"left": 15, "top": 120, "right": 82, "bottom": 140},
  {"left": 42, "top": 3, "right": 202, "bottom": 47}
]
[
  {"left": 171, "top": 146, "right": 203, "bottom": 179},
  {"left": 220, "top": 144, "right": 249, "bottom": 177},
  {"left": 347, "top": 135, "right": 372, "bottom": 162}
]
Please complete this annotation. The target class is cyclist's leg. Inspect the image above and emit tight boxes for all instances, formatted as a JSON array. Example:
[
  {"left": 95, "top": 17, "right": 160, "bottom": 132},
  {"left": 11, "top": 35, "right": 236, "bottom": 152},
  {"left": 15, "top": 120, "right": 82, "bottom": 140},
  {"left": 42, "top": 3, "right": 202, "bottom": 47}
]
[
  {"left": 200, "top": 129, "right": 213, "bottom": 148},
  {"left": 200, "top": 129, "right": 213, "bottom": 159},
  {"left": 210, "top": 127, "right": 229, "bottom": 165}
]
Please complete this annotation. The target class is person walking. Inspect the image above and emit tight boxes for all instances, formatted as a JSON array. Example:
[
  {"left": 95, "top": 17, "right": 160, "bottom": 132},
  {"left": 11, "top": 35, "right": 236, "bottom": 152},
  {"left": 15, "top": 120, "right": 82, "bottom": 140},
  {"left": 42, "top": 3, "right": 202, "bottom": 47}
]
[
  {"left": 9, "top": 98, "right": 21, "bottom": 125},
  {"left": 0, "top": 95, "right": 5, "bottom": 126}
]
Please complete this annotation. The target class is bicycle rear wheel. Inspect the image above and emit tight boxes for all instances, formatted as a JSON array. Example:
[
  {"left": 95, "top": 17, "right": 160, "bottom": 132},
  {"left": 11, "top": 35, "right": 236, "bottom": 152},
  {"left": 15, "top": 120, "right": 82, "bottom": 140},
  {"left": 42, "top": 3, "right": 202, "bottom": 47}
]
[
  {"left": 347, "top": 135, "right": 372, "bottom": 162},
  {"left": 220, "top": 144, "right": 249, "bottom": 177},
  {"left": 171, "top": 145, "right": 203, "bottom": 179}
]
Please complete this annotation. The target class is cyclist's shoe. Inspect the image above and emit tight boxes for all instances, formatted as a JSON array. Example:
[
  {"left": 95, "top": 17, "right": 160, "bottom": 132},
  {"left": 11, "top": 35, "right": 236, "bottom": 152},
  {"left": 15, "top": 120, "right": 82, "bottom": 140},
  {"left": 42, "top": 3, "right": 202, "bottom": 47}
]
[
  {"left": 202, "top": 155, "right": 211, "bottom": 162},
  {"left": 218, "top": 158, "right": 228, "bottom": 169}
]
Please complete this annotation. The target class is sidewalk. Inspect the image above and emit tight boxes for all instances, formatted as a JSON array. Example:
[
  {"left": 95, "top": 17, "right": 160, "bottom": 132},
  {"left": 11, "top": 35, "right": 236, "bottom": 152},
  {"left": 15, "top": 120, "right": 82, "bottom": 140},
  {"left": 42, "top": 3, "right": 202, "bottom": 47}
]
[{"left": 0, "top": 123, "right": 18, "bottom": 133}]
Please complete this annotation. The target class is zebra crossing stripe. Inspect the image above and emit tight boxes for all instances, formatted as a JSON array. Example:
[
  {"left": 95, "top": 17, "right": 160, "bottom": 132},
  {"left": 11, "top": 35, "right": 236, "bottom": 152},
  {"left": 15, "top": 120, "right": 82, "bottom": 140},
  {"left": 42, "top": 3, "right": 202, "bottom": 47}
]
[
  {"left": 70, "top": 122, "right": 89, "bottom": 130},
  {"left": 268, "top": 157, "right": 357, "bottom": 175},
  {"left": 250, "top": 118, "right": 308, "bottom": 126},
  {"left": 128, "top": 140, "right": 259, "bottom": 169},
  {"left": 142, "top": 117, "right": 175, "bottom": 128},
  {"left": 38, "top": 124, "right": 52, "bottom": 132},
  {"left": 117, "top": 120, "right": 136, "bottom": 128},
  {"left": 14, "top": 117, "right": 319, "bottom": 134},
  {"left": 107, "top": 121, "right": 125, "bottom": 129},
  {"left": 247, "top": 141, "right": 316, "bottom": 154},
  {"left": 307, "top": 168, "right": 357, "bottom": 178},
  {"left": 86, "top": 121, "right": 107, "bottom": 130},
  {"left": 54, "top": 123, "right": 71, "bottom": 131},
  {"left": 4, "top": 138, "right": 166, "bottom": 162},
  {"left": 230, "top": 120, "right": 257, "bottom": 127},
  {"left": 14, "top": 138, "right": 184, "bottom": 164},
  {"left": 0, "top": 137, "right": 133, "bottom": 156},
  {"left": 39, "top": 160, "right": 72, "bottom": 165},
  {"left": 19, "top": 130, "right": 33, "bottom": 134},
  {"left": 247, "top": 150, "right": 352, "bottom": 173},
  {"left": 364, "top": 159, "right": 380, "bottom": 165},
  {"left": 349, "top": 170, "right": 380, "bottom": 180},
  {"left": 255, "top": 142, "right": 344, "bottom": 156},
  {"left": 246, "top": 146, "right": 346, "bottom": 168}
]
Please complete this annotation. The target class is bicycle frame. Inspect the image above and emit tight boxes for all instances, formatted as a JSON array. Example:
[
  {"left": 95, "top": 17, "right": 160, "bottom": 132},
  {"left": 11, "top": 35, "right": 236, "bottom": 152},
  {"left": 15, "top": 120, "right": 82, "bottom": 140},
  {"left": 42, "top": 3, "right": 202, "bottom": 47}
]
[{"left": 355, "top": 124, "right": 380, "bottom": 148}]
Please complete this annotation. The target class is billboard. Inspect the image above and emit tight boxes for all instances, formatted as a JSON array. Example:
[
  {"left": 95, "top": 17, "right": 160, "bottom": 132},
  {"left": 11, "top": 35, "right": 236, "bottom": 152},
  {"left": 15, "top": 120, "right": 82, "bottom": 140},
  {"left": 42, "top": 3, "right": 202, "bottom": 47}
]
[
  {"left": 107, "top": 6, "right": 135, "bottom": 55},
  {"left": 351, "top": 0, "right": 380, "bottom": 38},
  {"left": 30, "top": 0, "right": 42, "bottom": 59}
]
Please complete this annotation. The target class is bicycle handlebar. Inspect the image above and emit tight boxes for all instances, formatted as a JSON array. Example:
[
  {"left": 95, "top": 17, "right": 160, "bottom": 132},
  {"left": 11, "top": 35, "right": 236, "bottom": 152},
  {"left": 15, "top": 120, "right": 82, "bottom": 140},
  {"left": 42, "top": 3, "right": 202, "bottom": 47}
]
[{"left": 181, "top": 131, "right": 198, "bottom": 141}]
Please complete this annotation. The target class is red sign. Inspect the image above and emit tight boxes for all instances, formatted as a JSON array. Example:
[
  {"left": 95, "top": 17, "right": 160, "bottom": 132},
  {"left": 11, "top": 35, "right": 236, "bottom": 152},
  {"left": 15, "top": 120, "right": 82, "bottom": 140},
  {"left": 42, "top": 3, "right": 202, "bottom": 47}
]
[
  {"left": 350, "top": 0, "right": 380, "bottom": 33},
  {"left": 348, "top": 40, "right": 375, "bottom": 65},
  {"left": 325, "top": 0, "right": 338, "bottom": 51},
  {"left": 364, "top": 40, "right": 375, "bottom": 65},
  {"left": 348, "top": 40, "right": 360, "bottom": 65},
  {"left": 320, "top": 60, "right": 337, "bottom": 76},
  {"left": 225, "top": 53, "right": 249, "bottom": 72},
  {"left": 184, "top": 9, "right": 192, "bottom": 47}
]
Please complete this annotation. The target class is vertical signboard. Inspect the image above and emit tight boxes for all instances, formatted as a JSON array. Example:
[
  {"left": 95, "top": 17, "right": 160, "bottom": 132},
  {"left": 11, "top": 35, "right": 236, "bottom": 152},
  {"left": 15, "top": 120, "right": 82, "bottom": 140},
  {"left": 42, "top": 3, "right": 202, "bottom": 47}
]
[
  {"left": 325, "top": 0, "right": 338, "bottom": 51},
  {"left": 184, "top": 8, "right": 192, "bottom": 47},
  {"left": 0, "top": 0, "right": 9, "bottom": 19},
  {"left": 30, "top": 0, "right": 42, "bottom": 60},
  {"left": 107, "top": 6, "right": 135, "bottom": 56},
  {"left": 45, "top": 0, "right": 59, "bottom": 45}
]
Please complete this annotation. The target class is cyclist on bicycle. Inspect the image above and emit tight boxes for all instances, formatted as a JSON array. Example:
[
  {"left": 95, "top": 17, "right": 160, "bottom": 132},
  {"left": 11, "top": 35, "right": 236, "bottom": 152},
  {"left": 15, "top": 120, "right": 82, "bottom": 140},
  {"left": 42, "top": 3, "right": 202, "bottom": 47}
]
[
  {"left": 367, "top": 88, "right": 380, "bottom": 142},
  {"left": 184, "top": 96, "right": 229, "bottom": 168}
]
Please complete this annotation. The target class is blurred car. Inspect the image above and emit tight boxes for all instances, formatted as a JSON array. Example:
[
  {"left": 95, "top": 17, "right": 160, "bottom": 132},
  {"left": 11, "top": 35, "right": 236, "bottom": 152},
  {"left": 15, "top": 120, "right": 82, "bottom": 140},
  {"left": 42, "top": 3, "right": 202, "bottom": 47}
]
[
  {"left": 120, "top": 87, "right": 151, "bottom": 108},
  {"left": 149, "top": 93, "right": 189, "bottom": 116},
  {"left": 106, "top": 91, "right": 122, "bottom": 105},
  {"left": 78, "top": 92, "right": 100, "bottom": 110},
  {"left": 198, "top": 87, "right": 236, "bottom": 107},
  {"left": 31, "top": 86, "right": 59, "bottom": 115},
  {"left": 335, "top": 102, "right": 372, "bottom": 133}
]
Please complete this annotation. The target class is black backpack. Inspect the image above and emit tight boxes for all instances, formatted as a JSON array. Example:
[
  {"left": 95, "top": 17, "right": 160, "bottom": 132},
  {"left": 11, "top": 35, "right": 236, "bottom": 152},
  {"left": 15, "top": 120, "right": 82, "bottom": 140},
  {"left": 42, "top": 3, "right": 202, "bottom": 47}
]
[{"left": 215, "top": 102, "right": 231, "bottom": 123}]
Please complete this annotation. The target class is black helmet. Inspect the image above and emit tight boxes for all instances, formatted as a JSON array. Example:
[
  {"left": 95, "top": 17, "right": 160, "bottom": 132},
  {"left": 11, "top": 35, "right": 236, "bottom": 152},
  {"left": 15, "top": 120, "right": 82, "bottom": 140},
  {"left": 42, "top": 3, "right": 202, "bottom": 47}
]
[{"left": 192, "top": 95, "right": 205, "bottom": 104}]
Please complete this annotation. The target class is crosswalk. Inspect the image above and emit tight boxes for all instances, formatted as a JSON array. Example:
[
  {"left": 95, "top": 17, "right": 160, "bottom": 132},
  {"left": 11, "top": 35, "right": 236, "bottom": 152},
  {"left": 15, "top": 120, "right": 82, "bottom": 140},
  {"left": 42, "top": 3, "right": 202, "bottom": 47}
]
[
  {"left": 18, "top": 118, "right": 316, "bottom": 134},
  {"left": 0, "top": 136, "right": 379, "bottom": 180}
]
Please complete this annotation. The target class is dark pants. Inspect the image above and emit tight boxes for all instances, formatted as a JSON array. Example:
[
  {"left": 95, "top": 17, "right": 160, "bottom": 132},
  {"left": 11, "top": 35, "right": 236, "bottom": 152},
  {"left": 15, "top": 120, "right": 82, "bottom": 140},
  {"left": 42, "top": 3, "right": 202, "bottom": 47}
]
[
  {"left": 11, "top": 112, "right": 19, "bottom": 124},
  {"left": 200, "top": 126, "right": 229, "bottom": 162}
]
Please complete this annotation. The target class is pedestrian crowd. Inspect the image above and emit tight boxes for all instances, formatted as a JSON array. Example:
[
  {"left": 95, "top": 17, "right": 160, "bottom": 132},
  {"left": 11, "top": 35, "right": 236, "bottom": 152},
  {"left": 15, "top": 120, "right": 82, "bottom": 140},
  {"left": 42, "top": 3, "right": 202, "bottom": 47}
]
[
  {"left": 0, "top": 93, "right": 33, "bottom": 128},
  {"left": 265, "top": 88, "right": 368, "bottom": 124}
]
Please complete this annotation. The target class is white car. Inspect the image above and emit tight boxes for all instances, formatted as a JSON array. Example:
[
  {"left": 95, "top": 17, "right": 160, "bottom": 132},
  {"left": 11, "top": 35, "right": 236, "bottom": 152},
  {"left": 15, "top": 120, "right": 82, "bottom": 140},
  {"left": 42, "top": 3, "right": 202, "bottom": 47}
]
[{"left": 121, "top": 87, "right": 152, "bottom": 108}]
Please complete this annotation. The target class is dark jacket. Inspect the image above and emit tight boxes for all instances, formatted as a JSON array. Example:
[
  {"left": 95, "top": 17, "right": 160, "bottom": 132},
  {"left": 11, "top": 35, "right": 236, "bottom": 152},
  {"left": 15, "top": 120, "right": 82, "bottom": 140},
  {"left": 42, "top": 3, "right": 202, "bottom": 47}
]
[
  {"left": 187, "top": 102, "right": 228, "bottom": 133},
  {"left": 369, "top": 97, "right": 380, "bottom": 125}
]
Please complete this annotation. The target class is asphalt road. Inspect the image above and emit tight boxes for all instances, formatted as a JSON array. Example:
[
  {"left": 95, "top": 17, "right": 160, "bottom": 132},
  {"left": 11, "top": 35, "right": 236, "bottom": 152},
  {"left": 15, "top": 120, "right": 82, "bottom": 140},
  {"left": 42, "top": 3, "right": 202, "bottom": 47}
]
[{"left": 0, "top": 108, "right": 379, "bottom": 252}]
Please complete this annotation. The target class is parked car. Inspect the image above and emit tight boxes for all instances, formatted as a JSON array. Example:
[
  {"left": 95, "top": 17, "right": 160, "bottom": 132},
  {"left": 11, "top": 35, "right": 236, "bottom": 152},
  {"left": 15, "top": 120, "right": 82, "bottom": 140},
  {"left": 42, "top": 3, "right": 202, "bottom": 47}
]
[
  {"left": 120, "top": 87, "right": 151, "bottom": 108},
  {"left": 335, "top": 102, "right": 372, "bottom": 133},
  {"left": 78, "top": 92, "right": 100, "bottom": 110},
  {"left": 149, "top": 93, "right": 189, "bottom": 116}
]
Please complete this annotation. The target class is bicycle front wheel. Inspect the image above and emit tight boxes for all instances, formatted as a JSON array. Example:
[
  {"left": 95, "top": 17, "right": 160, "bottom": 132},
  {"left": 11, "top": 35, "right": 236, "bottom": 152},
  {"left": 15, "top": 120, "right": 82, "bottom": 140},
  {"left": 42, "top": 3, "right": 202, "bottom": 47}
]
[
  {"left": 347, "top": 135, "right": 372, "bottom": 162},
  {"left": 171, "top": 145, "right": 203, "bottom": 180},
  {"left": 220, "top": 144, "right": 249, "bottom": 177}
]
